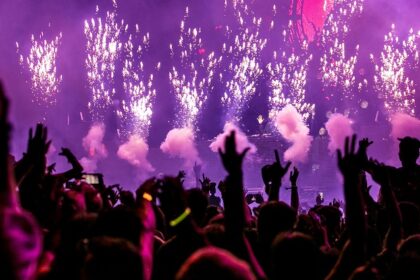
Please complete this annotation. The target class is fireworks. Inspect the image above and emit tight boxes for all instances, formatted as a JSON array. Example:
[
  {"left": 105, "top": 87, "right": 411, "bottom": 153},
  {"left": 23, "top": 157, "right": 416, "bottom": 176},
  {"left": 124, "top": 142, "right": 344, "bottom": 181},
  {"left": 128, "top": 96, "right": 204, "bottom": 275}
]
[
  {"left": 320, "top": 0, "right": 364, "bottom": 101},
  {"left": 169, "top": 7, "right": 222, "bottom": 129},
  {"left": 18, "top": 32, "right": 62, "bottom": 107},
  {"left": 267, "top": 39, "right": 315, "bottom": 124},
  {"left": 371, "top": 25, "right": 419, "bottom": 116},
  {"left": 221, "top": 0, "right": 267, "bottom": 122},
  {"left": 84, "top": 3, "right": 126, "bottom": 121},
  {"left": 117, "top": 26, "right": 157, "bottom": 139}
]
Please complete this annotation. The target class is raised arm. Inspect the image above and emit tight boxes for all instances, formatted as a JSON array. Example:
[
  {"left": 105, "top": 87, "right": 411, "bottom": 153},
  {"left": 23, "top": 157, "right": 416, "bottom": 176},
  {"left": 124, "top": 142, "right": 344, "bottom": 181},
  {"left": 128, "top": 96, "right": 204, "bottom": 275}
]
[
  {"left": 327, "top": 135, "right": 367, "bottom": 280},
  {"left": 290, "top": 167, "right": 300, "bottom": 211},
  {"left": 17, "top": 123, "right": 51, "bottom": 213},
  {"left": 0, "top": 81, "right": 42, "bottom": 280},
  {"left": 135, "top": 178, "right": 157, "bottom": 280},
  {"left": 261, "top": 150, "right": 291, "bottom": 202},
  {"left": 370, "top": 160, "right": 402, "bottom": 252},
  {"left": 54, "top": 148, "right": 84, "bottom": 180},
  {"left": 339, "top": 135, "right": 367, "bottom": 259},
  {"left": 218, "top": 131, "right": 265, "bottom": 279},
  {"left": 0, "top": 82, "right": 17, "bottom": 208}
]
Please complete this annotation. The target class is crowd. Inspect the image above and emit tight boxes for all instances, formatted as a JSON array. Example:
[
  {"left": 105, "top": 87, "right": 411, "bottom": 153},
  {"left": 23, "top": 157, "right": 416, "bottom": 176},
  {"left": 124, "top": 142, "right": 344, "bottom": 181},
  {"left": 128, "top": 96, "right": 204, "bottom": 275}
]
[{"left": 1, "top": 80, "right": 420, "bottom": 280}]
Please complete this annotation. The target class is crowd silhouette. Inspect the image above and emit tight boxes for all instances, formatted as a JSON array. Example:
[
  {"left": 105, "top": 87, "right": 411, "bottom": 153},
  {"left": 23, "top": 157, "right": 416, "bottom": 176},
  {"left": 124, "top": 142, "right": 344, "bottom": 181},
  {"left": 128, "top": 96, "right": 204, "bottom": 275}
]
[{"left": 0, "top": 80, "right": 420, "bottom": 280}]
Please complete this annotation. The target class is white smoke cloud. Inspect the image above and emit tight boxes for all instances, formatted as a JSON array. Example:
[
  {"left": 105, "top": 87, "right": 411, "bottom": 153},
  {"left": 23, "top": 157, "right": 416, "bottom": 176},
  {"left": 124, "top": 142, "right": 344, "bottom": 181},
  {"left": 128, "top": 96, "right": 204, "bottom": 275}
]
[
  {"left": 82, "top": 123, "right": 108, "bottom": 158},
  {"left": 209, "top": 122, "right": 257, "bottom": 154},
  {"left": 325, "top": 113, "right": 354, "bottom": 154},
  {"left": 274, "top": 104, "right": 312, "bottom": 163},
  {"left": 79, "top": 157, "right": 98, "bottom": 173},
  {"left": 390, "top": 113, "right": 420, "bottom": 140},
  {"left": 160, "top": 127, "right": 200, "bottom": 168},
  {"left": 79, "top": 123, "right": 108, "bottom": 172},
  {"left": 117, "top": 135, "right": 154, "bottom": 173}
]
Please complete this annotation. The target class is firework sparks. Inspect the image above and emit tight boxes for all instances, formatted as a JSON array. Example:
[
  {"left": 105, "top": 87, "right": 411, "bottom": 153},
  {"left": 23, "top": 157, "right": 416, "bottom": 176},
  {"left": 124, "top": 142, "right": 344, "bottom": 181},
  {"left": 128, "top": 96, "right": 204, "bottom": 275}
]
[
  {"left": 169, "top": 7, "right": 222, "bottom": 129},
  {"left": 267, "top": 40, "right": 315, "bottom": 124},
  {"left": 116, "top": 26, "right": 157, "bottom": 139},
  {"left": 18, "top": 32, "right": 62, "bottom": 107},
  {"left": 84, "top": 3, "right": 126, "bottom": 121},
  {"left": 371, "top": 25, "right": 419, "bottom": 116},
  {"left": 221, "top": 0, "right": 267, "bottom": 122},
  {"left": 320, "top": 0, "right": 364, "bottom": 101}
]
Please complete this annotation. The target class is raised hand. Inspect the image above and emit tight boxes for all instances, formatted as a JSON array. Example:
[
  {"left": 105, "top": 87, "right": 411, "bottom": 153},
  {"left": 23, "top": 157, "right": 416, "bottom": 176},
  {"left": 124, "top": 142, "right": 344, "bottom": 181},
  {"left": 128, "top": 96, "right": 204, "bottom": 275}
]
[
  {"left": 358, "top": 138, "right": 373, "bottom": 150},
  {"left": 289, "top": 166, "right": 300, "bottom": 210},
  {"left": 290, "top": 167, "right": 299, "bottom": 186},
  {"left": 217, "top": 180, "right": 226, "bottom": 195},
  {"left": 262, "top": 150, "right": 291, "bottom": 200},
  {"left": 273, "top": 150, "right": 292, "bottom": 183},
  {"left": 27, "top": 123, "right": 51, "bottom": 159},
  {"left": 135, "top": 177, "right": 157, "bottom": 204},
  {"left": 199, "top": 174, "right": 211, "bottom": 193},
  {"left": 367, "top": 158, "right": 392, "bottom": 186},
  {"left": 59, "top": 147, "right": 73, "bottom": 158},
  {"left": 357, "top": 138, "right": 373, "bottom": 166},
  {"left": 218, "top": 133, "right": 265, "bottom": 279},
  {"left": 335, "top": 134, "right": 367, "bottom": 269},
  {"left": 337, "top": 134, "right": 362, "bottom": 178},
  {"left": 263, "top": 150, "right": 291, "bottom": 187},
  {"left": 47, "top": 163, "right": 56, "bottom": 175},
  {"left": 59, "top": 147, "right": 83, "bottom": 172},
  {"left": 218, "top": 131, "right": 250, "bottom": 175},
  {"left": 193, "top": 162, "right": 201, "bottom": 178}
]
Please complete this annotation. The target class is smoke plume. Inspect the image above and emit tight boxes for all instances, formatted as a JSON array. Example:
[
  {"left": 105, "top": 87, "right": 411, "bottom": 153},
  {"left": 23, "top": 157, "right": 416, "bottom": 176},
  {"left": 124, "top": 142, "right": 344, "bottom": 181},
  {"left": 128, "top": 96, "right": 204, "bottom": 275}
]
[
  {"left": 79, "top": 123, "right": 108, "bottom": 172},
  {"left": 160, "top": 127, "right": 200, "bottom": 168},
  {"left": 209, "top": 122, "right": 257, "bottom": 154},
  {"left": 274, "top": 105, "right": 312, "bottom": 163},
  {"left": 117, "top": 135, "right": 154, "bottom": 172},
  {"left": 390, "top": 113, "right": 420, "bottom": 140},
  {"left": 325, "top": 113, "right": 354, "bottom": 153}
]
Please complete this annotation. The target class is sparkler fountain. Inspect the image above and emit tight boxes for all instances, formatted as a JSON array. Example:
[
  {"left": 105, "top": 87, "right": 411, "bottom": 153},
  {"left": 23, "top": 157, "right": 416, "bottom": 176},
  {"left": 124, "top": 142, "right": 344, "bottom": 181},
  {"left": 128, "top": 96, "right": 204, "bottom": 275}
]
[
  {"left": 84, "top": 1, "right": 126, "bottom": 122},
  {"left": 7, "top": 0, "right": 420, "bottom": 198},
  {"left": 17, "top": 32, "right": 63, "bottom": 109},
  {"left": 161, "top": 7, "right": 222, "bottom": 168}
]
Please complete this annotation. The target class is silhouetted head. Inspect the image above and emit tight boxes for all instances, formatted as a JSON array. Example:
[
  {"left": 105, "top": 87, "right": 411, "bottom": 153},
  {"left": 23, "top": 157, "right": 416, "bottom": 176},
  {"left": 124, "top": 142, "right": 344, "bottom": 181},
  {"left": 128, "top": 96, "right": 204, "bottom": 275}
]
[
  {"left": 389, "top": 235, "right": 420, "bottom": 280},
  {"left": 82, "top": 237, "right": 143, "bottom": 280},
  {"left": 271, "top": 232, "right": 321, "bottom": 280},
  {"left": 204, "top": 205, "right": 222, "bottom": 225},
  {"left": 257, "top": 201, "right": 297, "bottom": 246},
  {"left": 0, "top": 209, "right": 42, "bottom": 280},
  {"left": 187, "top": 188, "right": 209, "bottom": 227},
  {"left": 398, "top": 137, "right": 420, "bottom": 167},
  {"left": 209, "top": 182, "right": 217, "bottom": 195},
  {"left": 366, "top": 226, "right": 382, "bottom": 258},
  {"left": 176, "top": 247, "right": 255, "bottom": 280},
  {"left": 294, "top": 214, "right": 326, "bottom": 247},
  {"left": 119, "top": 190, "right": 135, "bottom": 209},
  {"left": 49, "top": 214, "right": 97, "bottom": 280},
  {"left": 349, "top": 265, "right": 380, "bottom": 280},
  {"left": 315, "top": 205, "right": 342, "bottom": 231},
  {"left": 400, "top": 202, "right": 420, "bottom": 237},
  {"left": 95, "top": 206, "right": 142, "bottom": 247},
  {"left": 203, "top": 224, "right": 225, "bottom": 248},
  {"left": 399, "top": 234, "right": 420, "bottom": 257}
]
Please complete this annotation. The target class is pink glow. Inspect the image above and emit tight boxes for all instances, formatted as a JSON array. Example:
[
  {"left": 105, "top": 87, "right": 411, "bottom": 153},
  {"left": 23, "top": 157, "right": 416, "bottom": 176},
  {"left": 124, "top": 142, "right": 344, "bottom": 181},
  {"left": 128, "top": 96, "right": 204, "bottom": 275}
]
[{"left": 274, "top": 105, "right": 313, "bottom": 163}]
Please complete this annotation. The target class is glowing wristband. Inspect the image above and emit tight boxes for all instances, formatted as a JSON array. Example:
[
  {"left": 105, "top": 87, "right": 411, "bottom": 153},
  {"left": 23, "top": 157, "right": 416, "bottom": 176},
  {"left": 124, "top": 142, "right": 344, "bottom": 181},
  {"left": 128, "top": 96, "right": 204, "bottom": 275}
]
[
  {"left": 142, "top": 193, "right": 153, "bottom": 202},
  {"left": 169, "top": 208, "right": 191, "bottom": 227}
]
